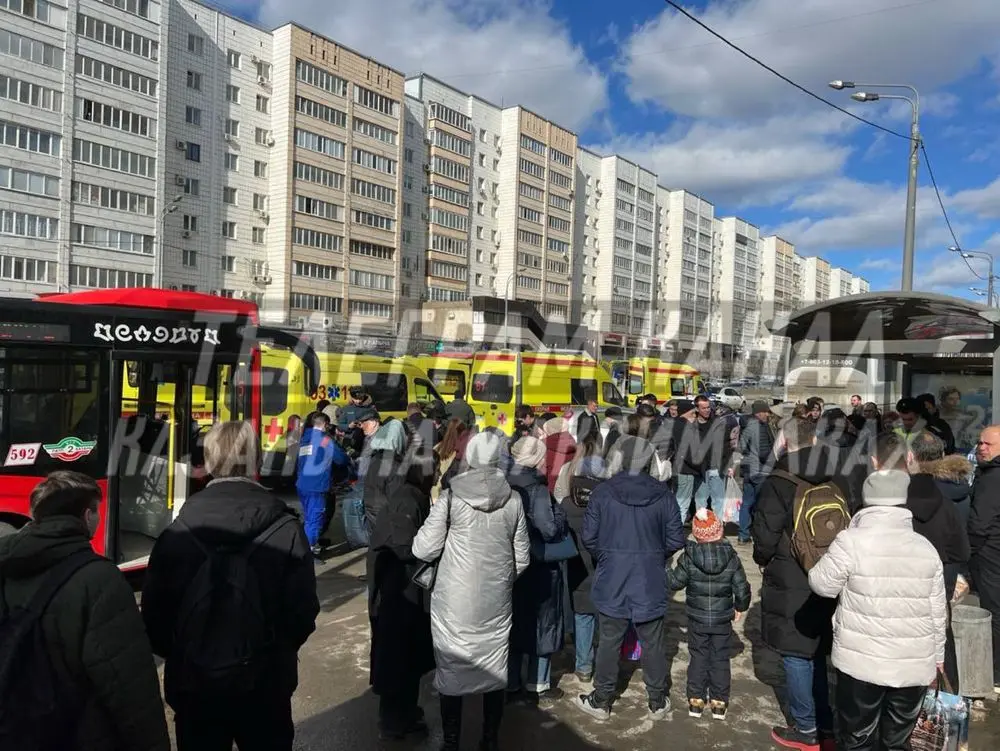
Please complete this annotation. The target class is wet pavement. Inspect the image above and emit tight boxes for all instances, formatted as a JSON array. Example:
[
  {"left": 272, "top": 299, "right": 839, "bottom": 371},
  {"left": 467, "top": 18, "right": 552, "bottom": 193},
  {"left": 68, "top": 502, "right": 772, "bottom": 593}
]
[{"left": 161, "top": 490, "right": 1000, "bottom": 750}]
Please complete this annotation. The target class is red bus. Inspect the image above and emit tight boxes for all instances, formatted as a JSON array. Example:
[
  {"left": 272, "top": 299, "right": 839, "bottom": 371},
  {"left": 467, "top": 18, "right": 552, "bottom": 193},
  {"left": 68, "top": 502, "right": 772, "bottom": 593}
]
[{"left": 0, "top": 288, "right": 318, "bottom": 572}]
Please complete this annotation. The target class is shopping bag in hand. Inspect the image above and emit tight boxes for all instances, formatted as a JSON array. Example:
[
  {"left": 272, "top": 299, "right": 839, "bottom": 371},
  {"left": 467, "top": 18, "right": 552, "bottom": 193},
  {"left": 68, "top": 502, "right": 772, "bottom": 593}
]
[
  {"left": 620, "top": 624, "right": 641, "bottom": 661},
  {"left": 909, "top": 676, "right": 970, "bottom": 751},
  {"left": 722, "top": 477, "right": 742, "bottom": 524}
]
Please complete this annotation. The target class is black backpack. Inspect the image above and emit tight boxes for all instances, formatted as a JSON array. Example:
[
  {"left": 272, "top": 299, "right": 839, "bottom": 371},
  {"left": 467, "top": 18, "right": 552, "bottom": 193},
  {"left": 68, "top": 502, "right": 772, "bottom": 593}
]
[
  {"left": 0, "top": 548, "right": 100, "bottom": 751},
  {"left": 168, "top": 515, "right": 294, "bottom": 696}
]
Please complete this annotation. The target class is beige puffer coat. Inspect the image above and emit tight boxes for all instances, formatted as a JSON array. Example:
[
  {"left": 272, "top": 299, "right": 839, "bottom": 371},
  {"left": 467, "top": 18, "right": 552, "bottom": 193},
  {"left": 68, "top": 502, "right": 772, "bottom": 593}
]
[{"left": 809, "top": 504, "right": 947, "bottom": 688}]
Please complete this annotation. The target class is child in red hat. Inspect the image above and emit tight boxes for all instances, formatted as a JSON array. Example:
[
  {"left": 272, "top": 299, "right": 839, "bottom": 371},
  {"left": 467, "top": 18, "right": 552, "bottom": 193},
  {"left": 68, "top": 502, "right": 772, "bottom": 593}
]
[{"left": 667, "top": 508, "right": 751, "bottom": 721}]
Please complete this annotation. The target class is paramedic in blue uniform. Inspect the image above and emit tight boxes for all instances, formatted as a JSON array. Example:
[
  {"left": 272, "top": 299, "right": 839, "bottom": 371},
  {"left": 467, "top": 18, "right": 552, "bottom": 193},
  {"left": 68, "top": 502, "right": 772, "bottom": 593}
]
[{"left": 297, "top": 413, "right": 352, "bottom": 556}]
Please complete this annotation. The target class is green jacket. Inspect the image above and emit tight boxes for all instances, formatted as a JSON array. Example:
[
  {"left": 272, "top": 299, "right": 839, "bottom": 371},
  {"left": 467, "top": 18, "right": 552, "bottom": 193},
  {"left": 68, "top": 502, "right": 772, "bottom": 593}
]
[{"left": 0, "top": 516, "right": 170, "bottom": 751}]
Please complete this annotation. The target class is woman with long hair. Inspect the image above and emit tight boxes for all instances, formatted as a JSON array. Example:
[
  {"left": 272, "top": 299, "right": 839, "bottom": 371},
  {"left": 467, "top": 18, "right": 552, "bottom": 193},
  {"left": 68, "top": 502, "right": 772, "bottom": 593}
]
[{"left": 433, "top": 418, "right": 467, "bottom": 502}]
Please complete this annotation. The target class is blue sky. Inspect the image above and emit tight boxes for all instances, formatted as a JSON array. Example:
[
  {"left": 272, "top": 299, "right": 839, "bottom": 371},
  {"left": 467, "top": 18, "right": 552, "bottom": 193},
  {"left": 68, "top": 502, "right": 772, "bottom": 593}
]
[{"left": 224, "top": 0, "right": 1000, "bottom": 299}]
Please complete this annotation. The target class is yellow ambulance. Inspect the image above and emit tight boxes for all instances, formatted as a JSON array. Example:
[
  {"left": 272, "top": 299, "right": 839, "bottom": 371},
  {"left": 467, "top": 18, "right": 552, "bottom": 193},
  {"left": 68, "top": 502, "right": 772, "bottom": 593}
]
[
  {"left": 405, "top": 353, "right": 472, "bottom": 403},
  {"left": 621, "top": 358, "right": 708, "bottom": 406}
]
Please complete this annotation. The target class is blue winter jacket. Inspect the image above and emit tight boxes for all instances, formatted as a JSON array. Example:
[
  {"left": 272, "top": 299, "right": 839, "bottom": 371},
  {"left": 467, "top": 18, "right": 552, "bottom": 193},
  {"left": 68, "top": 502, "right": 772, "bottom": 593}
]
[
  {"left": 582, "top": 472, "right": 685, "bottom": 622},
  {"left": 296, "top": 427, "right": 353, "bottom": 494}
]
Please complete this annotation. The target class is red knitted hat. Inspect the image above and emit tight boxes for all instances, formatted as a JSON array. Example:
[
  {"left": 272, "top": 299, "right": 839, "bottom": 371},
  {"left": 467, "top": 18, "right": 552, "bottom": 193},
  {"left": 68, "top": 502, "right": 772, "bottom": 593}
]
[{"left": 692, "top": 508, "right": 723, "bottom": 543}]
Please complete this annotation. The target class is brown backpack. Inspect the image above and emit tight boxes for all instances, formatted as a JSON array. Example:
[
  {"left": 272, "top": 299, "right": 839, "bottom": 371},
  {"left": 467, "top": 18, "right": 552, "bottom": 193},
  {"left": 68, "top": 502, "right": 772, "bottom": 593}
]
[{"left": 770, "top": 469, "right": 850, "bottom": 571}]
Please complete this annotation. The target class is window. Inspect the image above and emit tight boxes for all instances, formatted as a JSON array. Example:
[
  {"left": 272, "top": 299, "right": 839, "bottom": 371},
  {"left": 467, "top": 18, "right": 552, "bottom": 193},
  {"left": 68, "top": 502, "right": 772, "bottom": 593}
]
[
  {"left": 255, "top": 95, "right": 269, "bottom": 114},
  {"left": 252, "top": 193, "right": 268, "bottom": 211},
  {"left": 222, "top": 187, "right": 237, "bottom": 205},
  {"left": 519, "top": 206, "right": 542, "bottom": 224},
  {"left": 252, "top": 227, "right": 265, "bottom": 244},
  {"left": 182, "top": 249, "right": 197, "bottom": 267},
  {"left": 520, "top": 134, "right": 545, "bottom": 155},
  {"left": 352, "top": 147, "right": 396, "bottom": 175},
  {"left": 546, "top": 259, "right": 568, "bottom": 275},
  {"left": 517, "top": 229, "right": 542, "bottom": 247},
  {"left": 185, "top": 142, "right": 200, "bottom": 162},
  {"left": 404, "top": 148, "right": 413, "bottom": 163},
  {"left": 547, "top": 238, "right": 569, "bottom": 254},
  {"left": 182, "top": 214, "right": 197, "bottom": 231},
  {"left": 519, "top": 182, "right": 544, "bottom": 202},
  {"left": 616, "top": 178, "right": 635, "bottom": 195},
  {"left": 225, "top": 153, "right": 239, "bottom": 171},
  {"left": 295, "top": 194, "right": 342, "bottom": 221},
  {"left": 470, "top": 373, "right": 513, "bottom": 404},
  {"left": 1, "top": 0, "right": 65, "bottom": 25},
  {"left": 354, "top": 117, "right": 397, "bottom": 145},
  {"left": 432, "top": 156, "right": 468, "bottom": 183},
  {"left": 69, "top": 264, "right": 150, "bottom": 289},
  {"left": 227, "top": 49, "right": 241, "bottom": 68},
  {"left": 254, "top": 160, "right": 268, "bottom": 178},
  {"left": 295, "top": 96, "right": 346, "bottom": 128},
  {"left": 290, "top": 292, "right": 343, "bottom": 313},
  {"left": 351, "top": 177, "right": 395, "bottom": 205},
  {"left": 0, "top": 29, "right": 63, "bottom": 69},
  {"left": 348, "top": 300, "right": 393, "bottom": 319},
  {"left": 0, "top": 74, "right": 62, "bottom": 113},
  {"left": 187, "top": 71, "right": 202, "bottom": 91},
  {"left": 187, "top": 33, "right": 203, "bottom": 55},
  {"left": 295, "top": 128, "right": 344, "bottom": 158},
  {"left": 255, "top": 60, "right": 271, "bottom": 81},
  {"left": 548, "top": 216, "right": 570, "bottom": 233},
  {"left": 349, "top": 269, "right": 393, "bottom": 290},
  {"left": 294, "top": 161, "right": 343, "bottom": 189},
  {"left": 72, "top": 138, "right": 154, "bottom": 177},
  {"left": 638, "top": 188, "right": 655, "bottom": 204},
  {"left": 430, "top": 235, "right": 466, "bottom": 257},
  {"left": 0, "top": 120, "right": 60, "bottom": 156},
  {"left": 352, "top": 209, "right": 394, "bottom": 232},
  {"left": 615, "top": 218, "right": 634, "bottom": 233},
  {"left": 550, "top": 170, "right": 571, "bottom": 189},
  {"left": 76, "top": 98, "right": 155, "bottom": 137},
  {"left": 76, "top": 15, "right": 158, "bottom": 60},
  {"left": 0, "top": 209, "right": 58, "bottom": 239},
  {"left": 546, "top": 280, "right": 568, "bottom": 296},
  {"left": 430, "top": 129, "right": 471, "bottom": 157},
  {"left": 616, "top": 198, "right": 635, "bottom": 214},
  {"left": 221, "top": 221, "right": 236, "bottom": 239},
  {"left": 71, "top": 223, "right": 152, "bottom": 254},
  {"left": 549, "top": 194, "right": 571, "bottom": 211},
  {"left": 350, "top": 239, "right": 394, "bottom": 260},
  {"left": 183, "top": 178, "right": 199, "bottom": 196},
  {"left": 255, "top": 127, "right": 271, "bottom": 145},
  {"left": 519, "top": 158, "right": 544, "bottom": 179},
  {"left": 354, "top": 85, "right": 399, "bottom": 117},
  {"left": 293, "top": 226, "right": 343, "bottom": 251},
  {"left": 225, "top": 85, "right": 239, "bottom": 103},
  {"left": 295, "top": 60, "right": 347, "bottom": 96},
  {"left": 427, "top": 102, "right": 471, "bottom": 131},
  {"left": 75, "top": 55, "right": 155, "bottom": 97},
  {"left": 0, "top": 253, "right": 56, "bottom": 283},
  {"left": 550, "top": 148, "right": 572, "bottom": 167},
  {"left": 1, "top": 166, "right": 59, "bottom": 198},
  {"left": 293, "top": 260, "right": 340, "bottom": 280},
  {"left": 225, "top": 119, "right": 240, "bottom": 138},
  {"left": 429, "top": 261, "right": 467, "bottom": 282},
  {"left": 518, "top": 252, "right": 541, "bottom": 269},
  {"left": 432, "top": 184, "right": 470, "bottom": 208},
  {"left": 185, "top": 106, "right": 201, "bottom": 125},
  {"left": 430, "top": 208, "right": 468, "bottom": 232}
]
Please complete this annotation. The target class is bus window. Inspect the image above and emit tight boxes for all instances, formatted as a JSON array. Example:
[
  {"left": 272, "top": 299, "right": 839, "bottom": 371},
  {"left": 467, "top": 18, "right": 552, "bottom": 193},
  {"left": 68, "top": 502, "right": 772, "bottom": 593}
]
[
  {"left": 470, "top": 373, "right": 513, "bottom": 404},
  {"left": 670, "top": 378, "right": 687, "bottom": 396},
  {"left": 570, "top": 378, "right": 598, "bottom": 404},
  {"left": 261, "top": 367, "right": 290, "bottom": 415},
  {"left": 426, "top": 368, "right": 465, "bottom": 397},
  {"left": 628, "top": 374, "right": 644, "bottom": 395},
  {"left": 361, "top": 372, "right": 407, "bottom": 413},
  {"left": 602, "top": 382, "right": 625, "bottom": 407}
]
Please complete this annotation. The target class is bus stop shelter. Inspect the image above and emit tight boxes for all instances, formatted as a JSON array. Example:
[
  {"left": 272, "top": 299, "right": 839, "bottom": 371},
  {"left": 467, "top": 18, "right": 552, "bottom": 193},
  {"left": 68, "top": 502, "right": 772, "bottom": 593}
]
[{"left": 768, "top": 292, "right": 999, "bottom": 446}]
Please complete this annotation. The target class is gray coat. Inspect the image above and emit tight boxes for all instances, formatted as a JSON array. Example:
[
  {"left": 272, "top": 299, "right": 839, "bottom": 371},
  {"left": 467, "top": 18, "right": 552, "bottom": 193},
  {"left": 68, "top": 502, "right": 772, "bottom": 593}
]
[{"left": 412, "top": 467, "right": 530, "bottom": 696}]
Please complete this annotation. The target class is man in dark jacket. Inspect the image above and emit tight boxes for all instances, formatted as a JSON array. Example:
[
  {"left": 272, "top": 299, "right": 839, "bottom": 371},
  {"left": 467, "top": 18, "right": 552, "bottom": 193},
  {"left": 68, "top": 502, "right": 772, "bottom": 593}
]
[
  {"left": 142, "top": 421, "right": 319, "bottom": 751},
  {"left": 674, "top": 396, "right": 731, "bottom": 524},
  {"left": 445, "top": 387, "right": 476, "bottom": 428},
  {"left": 916, "top": 393, "right": 957, "bottom": 455},
  {"left": 753, "top": 417, "right": 837, "bottom": 751},
  {"left": 968, "top": 424, "right": 1000, "bottom": 693},
  {"left": 575, "top": 436, "right": 685, "bottom": 721},
  {"left": 0, "top": 471, "right": 170, "bottom": 751},
  {"left": 576, "top": 399, "right": 601, "bottom": 443},
  {"left": 737, "top": 400, "right": 775, "bottom": 543}
]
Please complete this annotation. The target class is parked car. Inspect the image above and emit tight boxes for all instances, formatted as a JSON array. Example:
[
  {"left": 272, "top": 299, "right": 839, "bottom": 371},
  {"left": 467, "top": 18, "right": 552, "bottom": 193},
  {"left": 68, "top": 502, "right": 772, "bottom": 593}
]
[{"left": 714, "top": 386, "right": 746, "bottom": 412}]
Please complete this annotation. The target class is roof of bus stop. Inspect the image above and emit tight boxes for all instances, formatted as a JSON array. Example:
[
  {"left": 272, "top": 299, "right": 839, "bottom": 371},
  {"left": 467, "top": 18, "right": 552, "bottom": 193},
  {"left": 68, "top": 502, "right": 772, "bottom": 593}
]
[{"left": 767, "top": 291, "right": 998, "bottom": 368}]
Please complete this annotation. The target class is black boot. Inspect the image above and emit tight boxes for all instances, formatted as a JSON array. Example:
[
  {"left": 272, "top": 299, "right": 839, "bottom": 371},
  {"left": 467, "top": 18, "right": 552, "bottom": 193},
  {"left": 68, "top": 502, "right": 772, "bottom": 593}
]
[
  {"left": 440, "top": 694, "right": 463, "bottom": 751},
  {"left": 479, "top": 689, "right": 504, "bottom": 751}
]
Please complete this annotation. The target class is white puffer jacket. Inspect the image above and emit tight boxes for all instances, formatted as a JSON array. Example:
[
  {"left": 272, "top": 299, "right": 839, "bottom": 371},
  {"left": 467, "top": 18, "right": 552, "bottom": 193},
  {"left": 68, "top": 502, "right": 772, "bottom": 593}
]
[{"left": 809, "top": 503, "right": 947, "bottom": 688}]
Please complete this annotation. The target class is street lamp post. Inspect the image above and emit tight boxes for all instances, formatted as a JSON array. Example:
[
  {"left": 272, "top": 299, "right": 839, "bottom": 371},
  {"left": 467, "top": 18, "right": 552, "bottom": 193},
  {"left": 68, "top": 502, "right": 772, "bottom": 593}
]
[
  {"left": 155, "top": 194, "right": 184, "bottom": 288},
  {"left": 502, "top": 271, "right": 515, "bottom": 350},
  {"left": 829, "top": 81, "right": 920, "bottom": 291},
  {"left": 950, "top": 246, "right": 996, "bottom": 306}
]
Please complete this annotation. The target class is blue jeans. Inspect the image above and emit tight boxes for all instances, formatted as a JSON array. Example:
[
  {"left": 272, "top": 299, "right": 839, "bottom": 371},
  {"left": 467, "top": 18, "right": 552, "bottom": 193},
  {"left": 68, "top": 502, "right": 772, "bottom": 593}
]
[
  {"left": 507, "top": 653, "right": 552, "bottom": 693},
  {"left": 574, "top": 613, "right": 596, "bottom": 674},
  {"left": 782, "top": 654, "right": 833, "bottom": 735},
  {"left": 676, "top": 470, "right": 726, "bottom": 524},
  {"left": 738, "top": 476, "right": 762, "bottom": 541}
]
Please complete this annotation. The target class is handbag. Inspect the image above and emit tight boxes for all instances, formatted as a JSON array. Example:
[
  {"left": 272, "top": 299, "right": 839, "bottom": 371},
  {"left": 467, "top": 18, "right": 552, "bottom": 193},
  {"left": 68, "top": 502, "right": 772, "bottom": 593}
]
[
  {"left": 411, "top": 492, "right": 451, "bottom": 591},
  {"left": 722, "top": 477, "right": 742, "bottom": 524},
  {"left": 909, "top": 673, "right": 970, "bottom": 751},
  {"left": 531, "top": 532, "right": 579, "bottom": 563}
]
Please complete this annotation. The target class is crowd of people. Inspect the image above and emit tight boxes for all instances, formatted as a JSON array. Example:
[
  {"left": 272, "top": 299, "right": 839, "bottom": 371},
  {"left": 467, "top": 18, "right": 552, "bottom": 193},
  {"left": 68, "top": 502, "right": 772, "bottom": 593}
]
[{"left": 2, "top": 383, "right": 1000, "bottom": 751}]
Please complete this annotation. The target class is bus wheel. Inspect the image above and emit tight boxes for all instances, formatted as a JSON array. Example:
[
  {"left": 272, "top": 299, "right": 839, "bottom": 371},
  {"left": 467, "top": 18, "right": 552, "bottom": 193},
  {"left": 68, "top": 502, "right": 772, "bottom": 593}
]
[{"left": 0, "top": 521, "right": 17, "bottom": 537}]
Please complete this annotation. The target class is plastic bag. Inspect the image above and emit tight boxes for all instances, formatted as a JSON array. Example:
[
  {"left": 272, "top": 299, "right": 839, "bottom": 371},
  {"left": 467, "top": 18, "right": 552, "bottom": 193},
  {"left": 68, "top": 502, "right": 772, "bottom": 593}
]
[
  {"left": 910, "top": 678, "right": 970, "bottom": 751},
  {"left": 620, "top": 625, "right": 642, "bottom": 661},
  {"left": 722, "top": 477, "right": 742, "bottom": 524}
]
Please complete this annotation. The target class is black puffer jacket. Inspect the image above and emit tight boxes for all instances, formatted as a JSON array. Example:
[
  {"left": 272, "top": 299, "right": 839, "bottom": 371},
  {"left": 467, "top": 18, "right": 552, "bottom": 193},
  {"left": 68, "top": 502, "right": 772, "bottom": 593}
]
[
  {"left": 0, "top": 517, "right": 170, "bottom": 751},
  {"left": 969, "top": 458, "right": 1000, "bottom": 572},
  {"left": 141, "top": 479, "right": 319, "bottom": 707},
  {"left": 667, "top": 540, "right": 751, "bottom": 626}
]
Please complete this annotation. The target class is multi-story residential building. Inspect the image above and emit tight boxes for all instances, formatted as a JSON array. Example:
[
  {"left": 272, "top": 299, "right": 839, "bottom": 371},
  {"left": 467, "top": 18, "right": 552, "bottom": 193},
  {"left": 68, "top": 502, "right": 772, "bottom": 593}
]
[
  {"left": 799, "top": 255, "right": 832, "bottom": 305},
  {"left": 759, "top": 235, "right": 800, "bottom": 368},
  {"left": 655, "top": 188, "right": 716, "bottom": 347},
  {"left": 575, "top": 151, "right": 656, "bottom": 345},
  {"left": 829, "top": 266, "right": 872, "bottom": 299},
  {"left": 714, "top": 217, "right": 761, "bottom": 351},
  {"left": 851, "top": 275, "right": 870, "bottom": 294}
]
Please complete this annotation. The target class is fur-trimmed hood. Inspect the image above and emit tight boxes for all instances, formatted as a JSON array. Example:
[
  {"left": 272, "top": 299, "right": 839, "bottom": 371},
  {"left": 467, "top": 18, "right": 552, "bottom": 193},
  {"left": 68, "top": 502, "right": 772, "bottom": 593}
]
[{"left": 922, "top": 455, "right": 973, "bottom": 484}]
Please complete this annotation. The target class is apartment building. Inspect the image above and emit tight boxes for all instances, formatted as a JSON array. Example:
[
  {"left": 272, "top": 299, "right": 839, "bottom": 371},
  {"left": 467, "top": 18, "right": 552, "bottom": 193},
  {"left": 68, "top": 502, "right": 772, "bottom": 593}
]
[
  {"left": 575, "top": 151, "right": 656, "bottom": 342},
  {"left": 714, "top": 217, "right": 762, "bottom": 351},
  {"left": 759, "top": 235, "right": 800, "bottom": 366},
  {"left": 655, "top": 188, "right": 716, "bottom": 347},
  {"left": 799, "top": 255, "right": 832, "bottom": 305},
  {"left": 851, "top": 275, "right": 870, "bottom": 294}
]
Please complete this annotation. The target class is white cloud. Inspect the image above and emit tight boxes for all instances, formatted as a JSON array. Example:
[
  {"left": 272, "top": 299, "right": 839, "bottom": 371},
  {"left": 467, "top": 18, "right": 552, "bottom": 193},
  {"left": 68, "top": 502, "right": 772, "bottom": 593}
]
[
  {"left": 858, "top": 258, "right": 897, "bottom": 271},
  {"left": 621, "top": 0, "right": 1000, "bottom": 120},
  {"left": 951, "top": 178, "right": 1000, "bottom": 219},
  {"left": 257, "top": 0, "right": 608, "bottom": 130},
  {"left": 922, "top": 252, "right": 992, "bottom": 293}
]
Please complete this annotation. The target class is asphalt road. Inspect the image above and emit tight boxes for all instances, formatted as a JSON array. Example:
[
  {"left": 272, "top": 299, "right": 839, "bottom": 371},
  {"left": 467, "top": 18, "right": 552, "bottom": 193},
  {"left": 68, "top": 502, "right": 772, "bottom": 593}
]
[{"left": 153, "top": 488, "right": 1000, "bottom": 751}]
